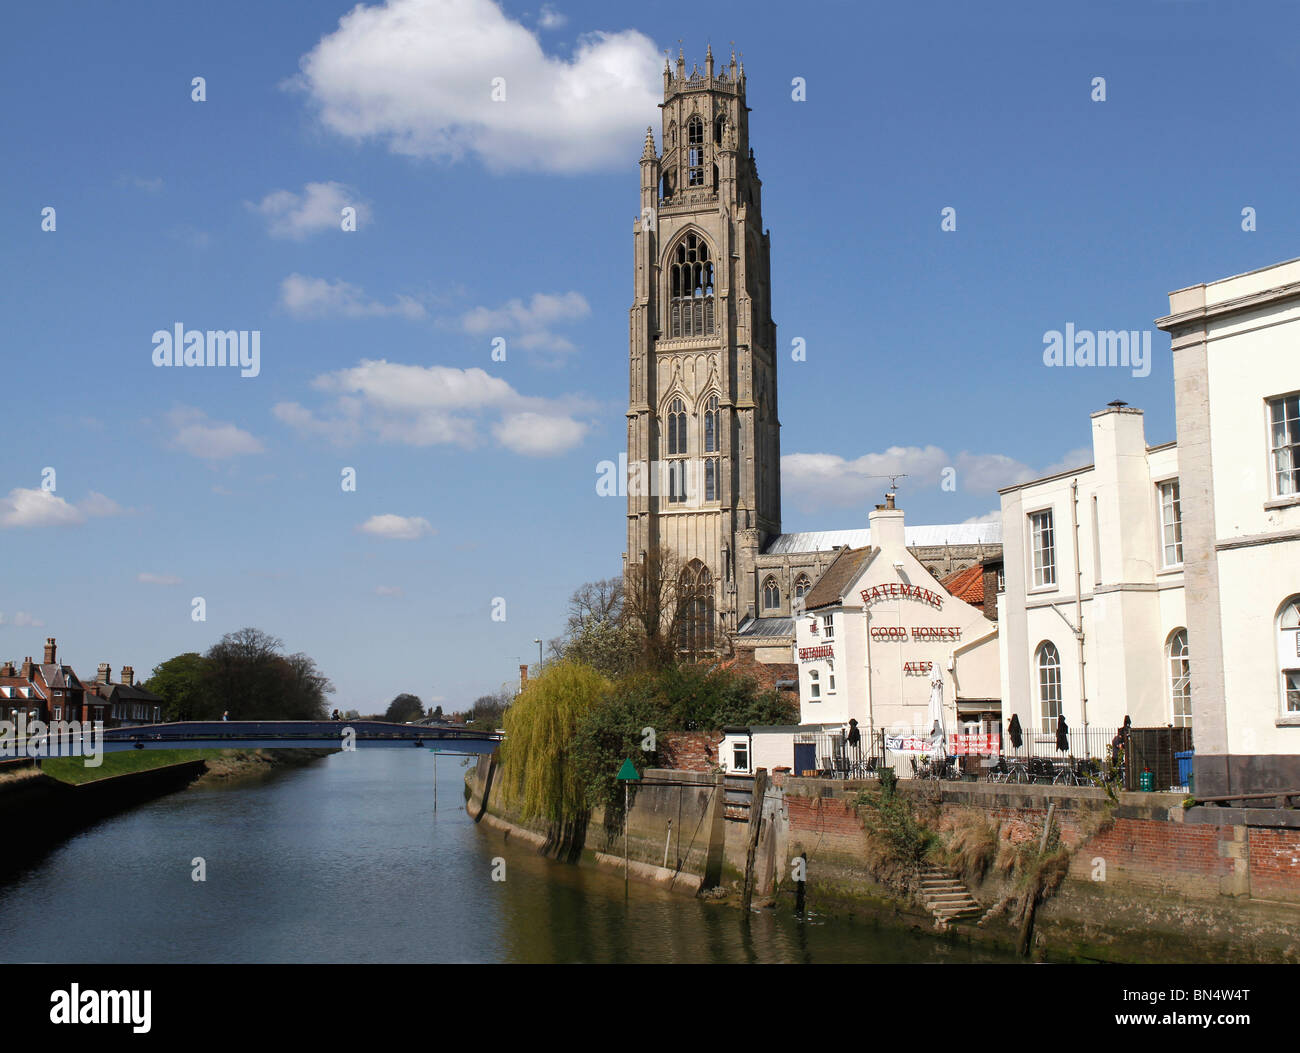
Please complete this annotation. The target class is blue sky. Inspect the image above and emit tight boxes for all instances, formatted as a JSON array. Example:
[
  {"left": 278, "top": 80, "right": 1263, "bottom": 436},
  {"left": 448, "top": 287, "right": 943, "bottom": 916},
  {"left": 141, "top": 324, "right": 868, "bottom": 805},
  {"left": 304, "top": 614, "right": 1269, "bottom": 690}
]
[{"left": 4, "top": 0, "right": 1299, "bottom": 711}]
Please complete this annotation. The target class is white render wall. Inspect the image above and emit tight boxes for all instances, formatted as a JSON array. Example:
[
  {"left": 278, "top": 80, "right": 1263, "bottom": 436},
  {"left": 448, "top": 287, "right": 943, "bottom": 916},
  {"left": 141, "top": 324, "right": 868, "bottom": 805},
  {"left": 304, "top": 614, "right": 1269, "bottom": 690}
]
[
  {"left": 796, "top": 506, "right": 1000, "bottom": 738},
  {"left": 999, "top": 409, "right": 1187, "bottom": 744}
]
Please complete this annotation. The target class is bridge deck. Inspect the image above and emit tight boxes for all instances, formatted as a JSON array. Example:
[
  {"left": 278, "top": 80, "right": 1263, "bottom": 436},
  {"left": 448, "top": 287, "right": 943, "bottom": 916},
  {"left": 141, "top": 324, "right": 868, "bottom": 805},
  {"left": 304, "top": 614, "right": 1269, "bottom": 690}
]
[{"left": 5, "top": 720, "right": 501, "bottom": 757}]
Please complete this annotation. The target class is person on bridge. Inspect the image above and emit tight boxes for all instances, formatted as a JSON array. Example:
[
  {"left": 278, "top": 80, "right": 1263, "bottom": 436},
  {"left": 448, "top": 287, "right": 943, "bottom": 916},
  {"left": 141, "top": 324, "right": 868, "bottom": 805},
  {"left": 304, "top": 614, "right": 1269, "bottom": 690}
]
[{"left": 222, "top": 711, "right": 229, "bottom": 721}]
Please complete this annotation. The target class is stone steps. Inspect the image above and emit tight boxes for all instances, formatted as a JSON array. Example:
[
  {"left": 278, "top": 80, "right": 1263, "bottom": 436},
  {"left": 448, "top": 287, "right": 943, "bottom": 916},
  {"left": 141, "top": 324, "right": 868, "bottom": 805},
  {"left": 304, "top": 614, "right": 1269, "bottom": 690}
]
[{"left": 918, "top": 865, "right": 983, "bottom": 924}]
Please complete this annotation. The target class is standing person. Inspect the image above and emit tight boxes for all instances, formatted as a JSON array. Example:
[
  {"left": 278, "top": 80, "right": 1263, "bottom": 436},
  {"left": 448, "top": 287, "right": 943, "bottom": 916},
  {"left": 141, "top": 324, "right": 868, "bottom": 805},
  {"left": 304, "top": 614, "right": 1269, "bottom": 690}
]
[
  {"left": 222, "top": 710, "right": 229, "bottom": 722},
  {"left": 1111, "top": 715, "right": 1131, "bottom": 769}
]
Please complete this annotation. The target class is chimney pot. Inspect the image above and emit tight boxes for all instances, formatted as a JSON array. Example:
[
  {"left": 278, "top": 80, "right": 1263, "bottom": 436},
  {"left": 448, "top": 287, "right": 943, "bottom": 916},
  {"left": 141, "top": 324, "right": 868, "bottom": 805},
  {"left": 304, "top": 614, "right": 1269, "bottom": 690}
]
[
  {"left": 43, "top": 638, "right": 56, "bottom": 665},
  {"left": 121, "top": 666, "right": 134, "bottom": 686},
  {"left": 97, "top": 662, "right": 112, "bottom": 684}
]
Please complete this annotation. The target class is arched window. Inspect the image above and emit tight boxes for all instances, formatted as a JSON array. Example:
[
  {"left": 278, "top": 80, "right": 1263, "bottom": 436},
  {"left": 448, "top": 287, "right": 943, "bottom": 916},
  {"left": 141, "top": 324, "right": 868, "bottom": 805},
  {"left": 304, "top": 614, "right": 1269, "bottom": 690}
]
[
  {"left": 1036, "top": 642, "right": 1062, "bottom": 733},
  {"left": 687, "top": 117, "right": 705, "bottom": 186},
  {"left": 666, "top": 397, "right": 686, "bottom": 455},
  {"left": 703, "top": 395, "right": 719, "bottom": 452},
  {"left": 763, "top": 576, "right": 780, "bottom": 610},
  {"left": 808, "top": 668, "right": 821, "bottom": 699},
  {"left": 1279, "top": 597, "right": 1300, "bottom": 714},
  {"left": 704, "top": 458, "right": 718, "bottom": 502},
  {"left": 794, "top": 574, "right": 811, "bottom": 599},
  {"left": 678, "top": 560, "right": 715, "bottom": 655},
  {"left": 714, "top": 114, "right": 726, "bottom": 145},
  {"left": 669, "top": 233, "right": 715, "bottom": 338},
  {"left": 664, "top": 396, "right": 687, "bottom": 504},
  {"left": 661, "top": 170, "right": 675, "bottom": 201},
  {"left": 1168, "top": 629, "right": 1191, "bottom": 727}
]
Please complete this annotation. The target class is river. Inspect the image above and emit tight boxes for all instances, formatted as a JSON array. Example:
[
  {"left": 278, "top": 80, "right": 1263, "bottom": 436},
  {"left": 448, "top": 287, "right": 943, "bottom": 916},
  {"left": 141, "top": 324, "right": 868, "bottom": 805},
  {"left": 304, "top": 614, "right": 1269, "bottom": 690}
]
[{"left": 0, "top": 751, "right": 1015, "bottom": 963}]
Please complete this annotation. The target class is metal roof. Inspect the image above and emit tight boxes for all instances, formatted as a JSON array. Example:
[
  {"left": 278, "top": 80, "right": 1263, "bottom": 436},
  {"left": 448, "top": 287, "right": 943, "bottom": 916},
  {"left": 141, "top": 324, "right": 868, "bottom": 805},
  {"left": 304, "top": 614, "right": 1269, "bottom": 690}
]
[
  {"left": 733, "top": 616, "right": 795, "bottom": 639},
  {"left": 765, "top": 522, "right": 1001, "bottom": 554}
]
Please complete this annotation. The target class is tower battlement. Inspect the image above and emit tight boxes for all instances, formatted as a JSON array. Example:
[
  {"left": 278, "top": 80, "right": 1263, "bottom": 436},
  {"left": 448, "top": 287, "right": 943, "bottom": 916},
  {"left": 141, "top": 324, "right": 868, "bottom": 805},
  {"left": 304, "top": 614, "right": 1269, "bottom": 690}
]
[{"left": 663, "top": 44, "right": 746, "bottom": 100}]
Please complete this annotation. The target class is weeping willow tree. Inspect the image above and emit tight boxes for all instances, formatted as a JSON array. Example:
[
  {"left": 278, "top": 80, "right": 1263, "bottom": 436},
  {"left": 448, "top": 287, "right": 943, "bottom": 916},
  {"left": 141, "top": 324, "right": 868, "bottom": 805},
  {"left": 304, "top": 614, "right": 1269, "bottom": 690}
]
[{"left": 498, "top": 660, "right": 611, "bottom": 830}]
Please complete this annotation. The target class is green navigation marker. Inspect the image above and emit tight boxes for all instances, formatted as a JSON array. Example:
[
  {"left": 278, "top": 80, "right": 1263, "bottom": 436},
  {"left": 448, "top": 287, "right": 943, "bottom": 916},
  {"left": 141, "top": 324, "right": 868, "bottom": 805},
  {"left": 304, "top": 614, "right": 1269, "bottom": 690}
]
[{"left": 615, "top": 758, "right": 640, "bottom": 781}]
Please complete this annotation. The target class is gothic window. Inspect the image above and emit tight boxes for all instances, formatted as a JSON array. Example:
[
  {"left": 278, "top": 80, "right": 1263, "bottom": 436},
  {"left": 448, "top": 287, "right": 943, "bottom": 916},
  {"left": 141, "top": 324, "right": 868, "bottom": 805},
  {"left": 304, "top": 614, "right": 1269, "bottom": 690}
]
[
  {"left": 669, "top": 233, "right": 715, "bottom": 338},
  {"left": 667, "top": 397, "right": 687, "bottom": 455},
  {"left": 763, "top": 576, "right": 780, "bottom": 610},
  {"left": 714, "top": 114, "right": 726, "bottom": 145},
  {"left": 687, "top": 116, "right": 705, "bottom": 186},
  {"left": 704, "top": 457, "right": 718, "bottom": 502},
  {"left": 1037, "top": 641, "right": 1062, "bottom": 733},
  {"left": 703, "top": 395, "right": 719, "bottom": 453},
  {"left": 664, "top": 396, "right": 688, "bottom": 504},
  {"left": 1168, "top": 629, "right": 1191, "bottom": 727},
  {"left": 678, "top": 560, "right": 715, "bottom": 655},
  {"left": 662, "top": 170, "right": 675, "bottom": 201},
  {"left": 794, "top": 574, "right": 811, "bottom": 599},
  {"left": 712, "top": 163, "right": 718, "bottom": 192}
]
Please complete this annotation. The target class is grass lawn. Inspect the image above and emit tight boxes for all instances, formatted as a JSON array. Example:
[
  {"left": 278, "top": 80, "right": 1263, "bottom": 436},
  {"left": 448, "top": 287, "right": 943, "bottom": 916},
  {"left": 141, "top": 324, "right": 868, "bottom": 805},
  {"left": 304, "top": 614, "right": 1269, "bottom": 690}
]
[{"left": 40, "top": 749, "right": 224, "bottom": 785}]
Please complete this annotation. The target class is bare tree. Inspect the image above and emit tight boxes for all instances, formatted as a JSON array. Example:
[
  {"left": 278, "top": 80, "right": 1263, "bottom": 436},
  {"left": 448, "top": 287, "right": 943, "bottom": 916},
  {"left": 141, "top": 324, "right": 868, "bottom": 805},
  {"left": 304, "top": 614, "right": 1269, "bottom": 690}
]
[{"left": 623, "top": 546, "right": 688, "bottom": 670}]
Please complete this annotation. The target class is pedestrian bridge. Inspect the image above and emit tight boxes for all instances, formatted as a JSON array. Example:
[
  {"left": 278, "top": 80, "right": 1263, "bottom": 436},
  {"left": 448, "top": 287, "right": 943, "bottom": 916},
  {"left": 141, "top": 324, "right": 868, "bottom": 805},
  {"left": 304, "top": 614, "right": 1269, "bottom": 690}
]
[{"left": 79, "top": 720, "right": 501, "bottom": 756}]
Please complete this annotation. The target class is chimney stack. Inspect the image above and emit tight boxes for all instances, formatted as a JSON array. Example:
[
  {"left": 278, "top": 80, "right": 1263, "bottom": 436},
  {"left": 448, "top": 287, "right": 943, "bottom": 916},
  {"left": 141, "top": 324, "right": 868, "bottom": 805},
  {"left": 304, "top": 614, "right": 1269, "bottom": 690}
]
[
  {"left": 519, "top": 663, "right": 529, "bottom": 692},
  {"left": 121, "top": 666, "right": 134, "bottom": 687},
  {"left": 44, "top": 638, "right": 56, "bottom": 665},
  {"left": 0, "top": 661, "right": 13, "bottom": 677},
  {"left": 20, "top": 657, "right": 33, "bottom": 680},
  {"left": 97, "top": 662, "right": 112, "bottom": 684}
]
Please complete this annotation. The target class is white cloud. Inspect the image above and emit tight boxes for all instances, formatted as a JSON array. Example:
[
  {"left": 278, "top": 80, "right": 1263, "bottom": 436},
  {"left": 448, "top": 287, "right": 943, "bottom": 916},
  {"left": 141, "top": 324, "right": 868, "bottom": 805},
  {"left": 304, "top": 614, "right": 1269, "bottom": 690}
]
[
  {"left": 375, "top": 585, "right": 404, "bottom": 596},
  {"left": 493, "top": 411, "right": 587, "bottom": 456},
  {"left": 275, "top": 358, "right": 590, "bottom": 456},
  {"left": 291, "top": 0, "right": 660, "bottom": 172},
  {"left": 1038, "top": 446, "right": 1094, "bottom": 478},
  {"left": 782, "top": 443, "right": 1097, "bottom": 514},
  {"left": 358, "top": 514, "right": 434, "bottom": 540},
  {"left": 537, "top": 4, "right": 566, "bottom": 29},
  {"left": 461, "top": 291, "right": 589, "bottom": 355},
  {"left": 80, "top": 492, "right": 126, "bottom": 518},
  {"left": 166, "top": 406, "right": 265, "bottom": 460},
  {"left": 962, "top": 510, "right": 1001, "bottom": 525},
  {"left": 249, "top": 181, "right": 371, "bottom": 239},
  {"left": 0, "top": 488, "right": 127, "bottom": 528},
  {"left": 118, "top": 174, "right": 164, "bottom": 193},
  {"left": 0, "top": 611, "right": 45, "bottom": 628},
  {"left": 279, "top": 274, "right": 426, "bottom": 320},
  {"left": 138, "top": 573, "right": 183, "bottom": 586}
]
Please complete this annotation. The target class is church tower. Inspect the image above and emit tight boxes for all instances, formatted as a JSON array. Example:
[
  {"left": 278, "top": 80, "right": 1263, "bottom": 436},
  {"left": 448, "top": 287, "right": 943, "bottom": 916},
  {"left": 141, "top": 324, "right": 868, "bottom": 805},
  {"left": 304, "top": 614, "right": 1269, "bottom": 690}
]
[{"left": 626, "top": 46, "right": 781, "bottom": 650}]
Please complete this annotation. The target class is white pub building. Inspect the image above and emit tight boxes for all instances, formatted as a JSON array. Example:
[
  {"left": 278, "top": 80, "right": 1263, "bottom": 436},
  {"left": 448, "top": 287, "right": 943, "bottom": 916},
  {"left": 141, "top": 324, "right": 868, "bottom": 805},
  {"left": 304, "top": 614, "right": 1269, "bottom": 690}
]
[{"left": 791, "top": 494, "right": 1002, "bottom": 763}]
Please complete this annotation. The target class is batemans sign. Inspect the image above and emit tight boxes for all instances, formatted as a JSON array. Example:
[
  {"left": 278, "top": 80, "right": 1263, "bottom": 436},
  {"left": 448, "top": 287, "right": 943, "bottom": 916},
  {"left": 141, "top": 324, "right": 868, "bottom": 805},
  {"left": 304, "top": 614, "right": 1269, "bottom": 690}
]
[{"left": 860, "top": 583, "right": 944, "bottom": 610}]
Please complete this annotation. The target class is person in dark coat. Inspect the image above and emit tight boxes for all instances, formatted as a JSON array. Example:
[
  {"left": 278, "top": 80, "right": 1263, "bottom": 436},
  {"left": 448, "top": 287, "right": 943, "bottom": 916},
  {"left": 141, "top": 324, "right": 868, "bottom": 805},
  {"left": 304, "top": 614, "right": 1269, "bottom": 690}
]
[
  {"left": 1007, "top": 713, "right": 1023, "bottom": 751},
  {"left": 1055, "top": 714, "right": 1070, "bottom": 753},
  {"left": 1110, "top": 715, "right": 1131, "bottom": 766}
]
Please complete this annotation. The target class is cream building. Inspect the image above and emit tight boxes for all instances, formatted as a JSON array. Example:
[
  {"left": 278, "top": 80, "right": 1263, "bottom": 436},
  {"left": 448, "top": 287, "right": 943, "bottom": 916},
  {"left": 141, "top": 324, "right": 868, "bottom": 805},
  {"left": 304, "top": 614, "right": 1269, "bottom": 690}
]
[
  {"left": 998, "top": 405, "right": 1188, "bottom": 751},
  {"left": 792, "top": 495, "right": 1001, "bottom": 743},
  {"left": 1157, "top": 257, "right": 1300, "bottom": 796}
]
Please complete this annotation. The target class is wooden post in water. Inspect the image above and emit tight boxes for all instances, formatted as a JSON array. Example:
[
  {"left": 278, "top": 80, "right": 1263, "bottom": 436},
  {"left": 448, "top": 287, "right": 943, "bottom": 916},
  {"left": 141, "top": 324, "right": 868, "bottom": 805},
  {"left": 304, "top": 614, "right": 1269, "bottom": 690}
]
[
  {"left": 433, "top": 750, "right": 438, "bottom": 812},
  {"left": 741, "top": 769, "right": 769, "bottom": 913}
]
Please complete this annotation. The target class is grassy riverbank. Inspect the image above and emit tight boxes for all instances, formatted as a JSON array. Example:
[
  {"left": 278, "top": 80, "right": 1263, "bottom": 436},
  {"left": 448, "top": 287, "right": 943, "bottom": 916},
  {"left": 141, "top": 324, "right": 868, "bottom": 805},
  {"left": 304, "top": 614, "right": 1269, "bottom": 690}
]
[{"left": 39, "top": 748, "right": 335, "bottom": 786}]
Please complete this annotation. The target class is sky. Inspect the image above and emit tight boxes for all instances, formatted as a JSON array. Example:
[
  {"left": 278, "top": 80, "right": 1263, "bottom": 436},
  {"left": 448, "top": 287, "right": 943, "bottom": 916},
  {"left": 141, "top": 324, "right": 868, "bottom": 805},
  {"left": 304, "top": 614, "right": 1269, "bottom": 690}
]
[{"left": 4, "top": 0, "right": 1300, "bottom": 712}]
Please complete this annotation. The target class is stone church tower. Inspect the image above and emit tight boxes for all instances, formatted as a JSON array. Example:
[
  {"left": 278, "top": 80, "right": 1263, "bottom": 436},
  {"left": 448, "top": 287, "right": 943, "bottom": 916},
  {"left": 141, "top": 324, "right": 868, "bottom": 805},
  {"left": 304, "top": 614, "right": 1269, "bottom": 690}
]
[{"left": 625, "top": 47, "right": 781, "bottom": 650}]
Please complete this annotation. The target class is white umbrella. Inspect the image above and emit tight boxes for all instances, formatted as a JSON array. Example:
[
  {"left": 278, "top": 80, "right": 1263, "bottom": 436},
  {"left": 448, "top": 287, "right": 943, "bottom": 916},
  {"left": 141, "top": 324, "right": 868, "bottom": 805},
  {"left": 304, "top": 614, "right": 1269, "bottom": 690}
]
[{"left": 928, "top": 675, "right": 947, "bottom": 761}]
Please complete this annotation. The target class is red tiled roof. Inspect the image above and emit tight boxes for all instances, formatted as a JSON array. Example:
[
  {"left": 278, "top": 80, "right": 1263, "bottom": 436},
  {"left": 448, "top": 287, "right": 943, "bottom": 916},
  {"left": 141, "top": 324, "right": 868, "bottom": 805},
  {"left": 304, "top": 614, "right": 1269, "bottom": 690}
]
[{"left": 940, "top": 564, "right": 984, "bottom": 605}]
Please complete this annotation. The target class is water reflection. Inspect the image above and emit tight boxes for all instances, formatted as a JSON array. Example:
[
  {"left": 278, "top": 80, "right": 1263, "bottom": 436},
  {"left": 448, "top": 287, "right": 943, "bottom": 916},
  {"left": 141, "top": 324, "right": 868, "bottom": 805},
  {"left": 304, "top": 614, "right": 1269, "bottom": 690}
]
[{"left": 0, "top": 752, "right": 1014, "bottom": 964}]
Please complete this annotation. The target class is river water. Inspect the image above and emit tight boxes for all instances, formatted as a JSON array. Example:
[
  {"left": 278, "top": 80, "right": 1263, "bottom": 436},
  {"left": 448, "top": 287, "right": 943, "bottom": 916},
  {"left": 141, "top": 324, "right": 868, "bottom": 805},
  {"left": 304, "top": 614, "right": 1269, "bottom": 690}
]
[{"left": 0, "top": 751, "right": 1015, "bottom": 963}]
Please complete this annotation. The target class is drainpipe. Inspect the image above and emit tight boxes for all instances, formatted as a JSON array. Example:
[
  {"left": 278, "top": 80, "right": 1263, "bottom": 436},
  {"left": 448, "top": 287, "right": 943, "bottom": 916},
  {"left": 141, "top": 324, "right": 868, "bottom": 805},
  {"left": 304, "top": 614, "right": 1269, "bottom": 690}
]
[{"left": 1071, "top": 479, "right": 1089, "bottom": 737}]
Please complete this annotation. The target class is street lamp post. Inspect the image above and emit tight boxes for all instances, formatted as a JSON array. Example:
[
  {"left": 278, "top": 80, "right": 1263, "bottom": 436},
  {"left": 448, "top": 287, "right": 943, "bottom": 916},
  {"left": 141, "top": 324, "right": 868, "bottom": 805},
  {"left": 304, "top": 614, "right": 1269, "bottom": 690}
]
[{"left": 533, "top": 638, "right": 542, "bottom": 674}]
